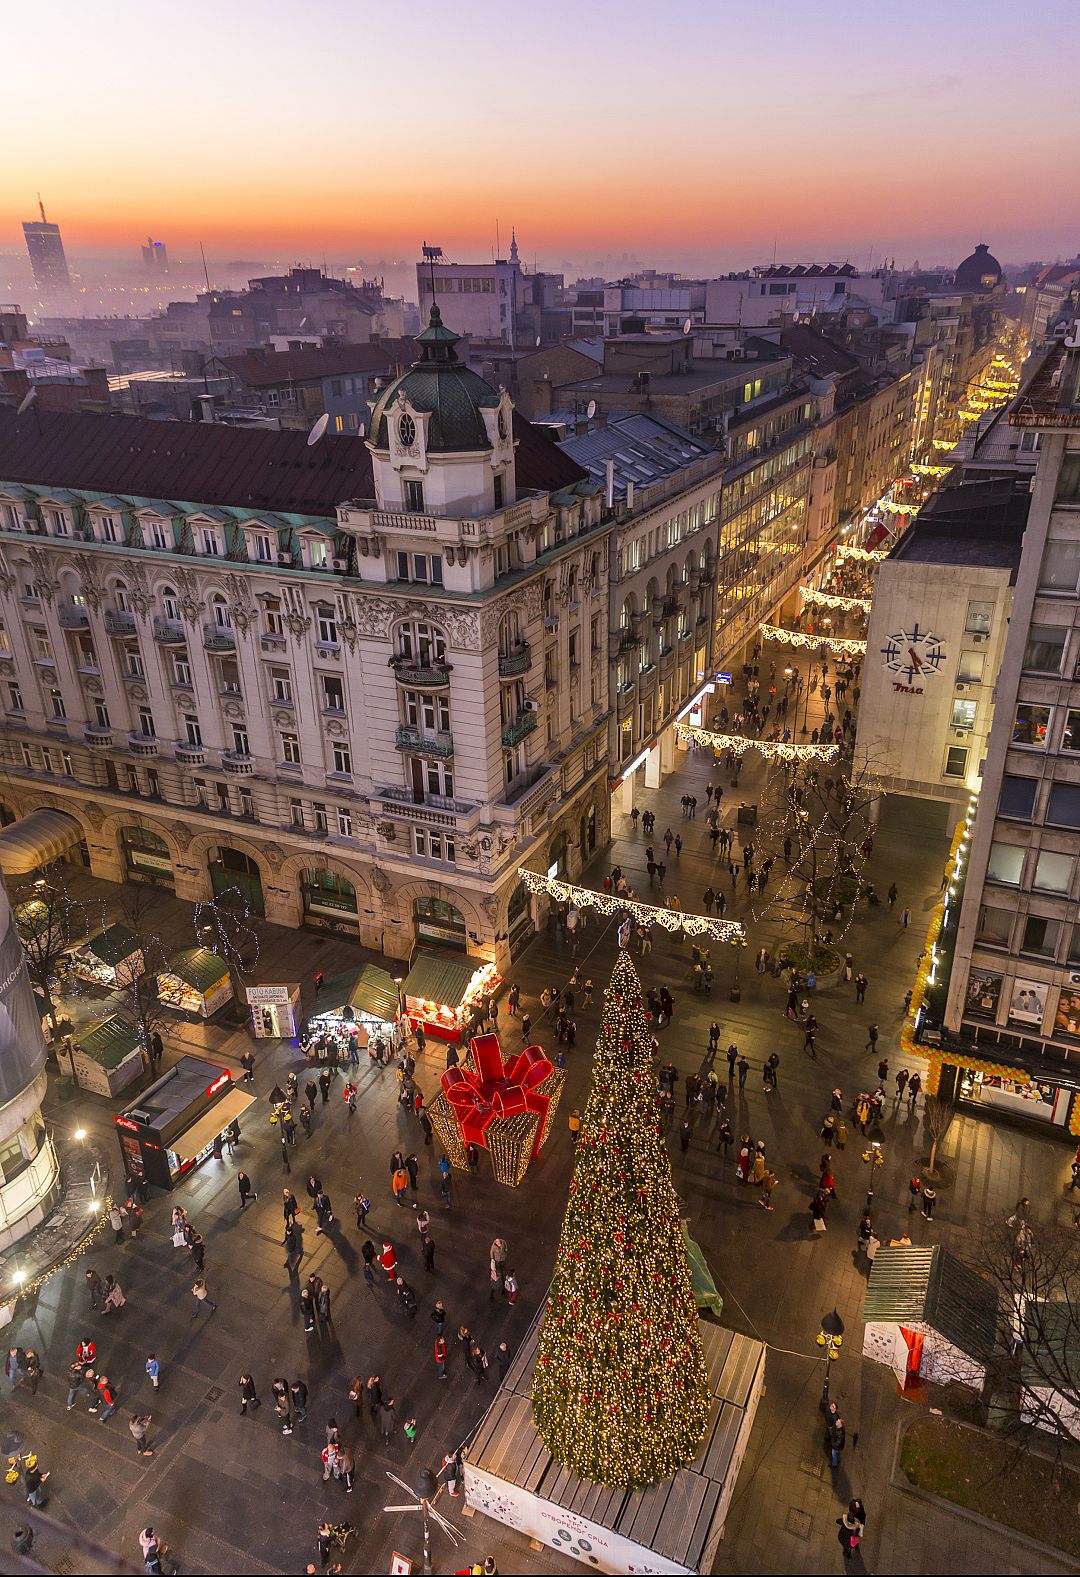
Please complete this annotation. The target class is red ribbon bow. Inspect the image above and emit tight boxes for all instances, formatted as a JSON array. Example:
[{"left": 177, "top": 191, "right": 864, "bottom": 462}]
[{"left": 441, "top": 1033, "right": 554, "bottom": 1158}]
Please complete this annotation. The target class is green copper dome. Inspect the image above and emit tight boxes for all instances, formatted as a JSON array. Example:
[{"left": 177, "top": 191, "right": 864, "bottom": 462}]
[{"left": 368, "top": 303, "right": 500, "bottom": 453}]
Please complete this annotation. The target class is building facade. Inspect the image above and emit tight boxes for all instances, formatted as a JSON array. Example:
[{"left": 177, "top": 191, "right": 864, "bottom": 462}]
[
  {"left": 0, "top": 307, "right": 614, "bottom": 972},
  {"left": 940, "top": 341, "right": 1080, "bottom": 1113},
  {"left": 23, "top": 203, "right": 71, "bottom": 295}
]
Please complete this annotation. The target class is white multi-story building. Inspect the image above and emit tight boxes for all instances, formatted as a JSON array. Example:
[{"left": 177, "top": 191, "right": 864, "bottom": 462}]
[{"left": 0, "top": 305, "right": 614, "bottom": 970}]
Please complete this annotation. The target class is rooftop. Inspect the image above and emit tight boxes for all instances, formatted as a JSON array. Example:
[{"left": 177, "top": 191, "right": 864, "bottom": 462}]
[
  {"left": 558, "top": 411, "right": 718, "bottom": 499},
  {"left": 887, "top": 476, "right": 1029, "bottom": 573},
  {"left": 0, "top": 403, "right": 583, "bottom": 516},
  {"left": 220, "top": 343, "right": 395, "bottom": 387},
  {"left": 1012, "top": 346, "right": 1080, "bottom": 428},
  {"left": 863, "top": 1245, "right": 997, "bottom": 1361}
]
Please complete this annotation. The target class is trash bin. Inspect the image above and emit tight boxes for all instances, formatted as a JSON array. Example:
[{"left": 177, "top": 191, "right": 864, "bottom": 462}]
[{"left": 737, "top": 803, "right": 758, "bottom": 826}]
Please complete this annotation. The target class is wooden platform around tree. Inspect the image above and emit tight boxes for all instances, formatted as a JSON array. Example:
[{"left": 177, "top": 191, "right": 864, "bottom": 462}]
[{"left": 464, "top": 1309, "right": 766, "bottom": 1576}]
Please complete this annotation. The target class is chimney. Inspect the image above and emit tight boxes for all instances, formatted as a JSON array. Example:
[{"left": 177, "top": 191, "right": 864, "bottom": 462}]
[
  {"left": 605, "top": 459, "right": 615, "bottom": 509},
  {"left": 196, "top": 393, "right": 216, "bottom": 423},
  {"left": 626, "top": 480, "right": 635, "bottom": 510}
]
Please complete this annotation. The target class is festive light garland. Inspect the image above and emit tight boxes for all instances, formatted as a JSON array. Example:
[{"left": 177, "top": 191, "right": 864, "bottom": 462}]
[
  {"left": 880, "top": 499, "right": 920, "bottom": 515},
  {"left": 1, "top": 1196, "right": 113, "bottom": 1315},
  {"left": 909, "top": 463, "right": 953, "bottom": 477},
  {"left": 515, "top": 868, "right": 745, "bottom": 943},
  {"left": 758, "top": 623, "right": 867, "bottom": 656},
  {"left": 932, "top": 439, "right": 957, "bottom": 451},
  {"left": 532, "top": 950, "right": 711, "bottom": 1486},
  {"left": 675, "top": 721, "right": 840, "bottom": 764},
  {"left": 800, "top": 586, "right": 872, "bottom": 615},
  {"left": 837, "top": 545, "right": 888, "bottom": 564}
]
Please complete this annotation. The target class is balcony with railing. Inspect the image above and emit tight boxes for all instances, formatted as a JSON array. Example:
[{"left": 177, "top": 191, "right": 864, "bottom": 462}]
[
  {"left": 174, "top": 740, "right": 205, "bottom": 765},
  {"left": 203, "top": 624, "right": 236, "bottom": 652},
  {"left": 394, "top": 724, "right": 455, "bottom": 759},
  {"left": 103, "top": 609, "right": 137, "bottom": 637},
  {"left": 498, "top": 644, "right": 532, "bottom": 677},
  {"left": 389, "top": 657, "right": 452, "bottom": 689},
  {"left": 153, "top": 617, "right": 186, "bottom": 645},
  {"left": 128, "top": 733, "right": 159, "bottom": 757},
  {"left": 83, "top": 725, "right": 113, "bottom": 749},
  {"left": 501, "top": 709, "right": 539, "bottom": 748},
  {"left": 58, "top": 603, "right": 90, "bottom": 630},
  {"left": 221, "top": 750, "right": 254, "bottom": 775}
]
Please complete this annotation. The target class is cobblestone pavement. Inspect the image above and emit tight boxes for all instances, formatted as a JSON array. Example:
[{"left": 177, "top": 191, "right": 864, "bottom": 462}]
[{"left": 1, "top": 659, "right": 1077, "bottom": 1573}]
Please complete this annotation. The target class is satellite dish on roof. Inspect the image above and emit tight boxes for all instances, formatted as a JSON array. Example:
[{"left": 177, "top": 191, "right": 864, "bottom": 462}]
[
  {"left": 306, "top": 412, "right": 330, "bottom": 446},
  {"left": 586, "top": 399, "right": 597, "bottom": 420},
  {"left": 683, "top": 318, "right": 692, "bottom": 335}
]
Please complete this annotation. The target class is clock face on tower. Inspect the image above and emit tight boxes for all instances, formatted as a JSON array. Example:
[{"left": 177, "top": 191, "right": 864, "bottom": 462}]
[{"left": 880, "top": 623, "right": 947, "bottom": 685}]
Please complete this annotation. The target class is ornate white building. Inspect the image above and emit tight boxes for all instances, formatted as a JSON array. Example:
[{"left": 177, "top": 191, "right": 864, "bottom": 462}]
[{"left": 0, "top": 306, "right": 614, "bottom": 969}]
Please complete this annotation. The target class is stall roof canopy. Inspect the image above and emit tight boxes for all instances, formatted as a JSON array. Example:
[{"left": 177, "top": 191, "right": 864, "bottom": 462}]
[
  {"left": 863, "top": 1246, "right": 997, "bottom": 1361},
  {"left": 173, "top": 1086, "right": 255, "bottom": 1164},
  {"left": 162, "top": 947, "right": 230, "bottom": 991},
  {"left": 350, "top": 963, "right": 400, "bottom": 1022},
  {"left": 77, "top": 1015, "right": 142, "bottom": 1070},
  {"left": 1021, "top": 1302, "right": 1080, "bottom": 1387},
  {"left": 404, "top": 949, "right": 486, "bottom": 1009},
  {"left": 87, "top": 924, "right": 141, "bottom": 967},
  {"left": 0, "top": 808, "right": 84, "bottom": 876}
]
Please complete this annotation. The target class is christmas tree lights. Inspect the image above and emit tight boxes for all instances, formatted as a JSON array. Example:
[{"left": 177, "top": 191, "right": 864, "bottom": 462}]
[{"left": 531, "top": 951, "right": 710, "bottom": 1487}]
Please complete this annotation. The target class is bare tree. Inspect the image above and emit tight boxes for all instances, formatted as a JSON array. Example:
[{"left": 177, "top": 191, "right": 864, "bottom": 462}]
[
  {"left": 193, "top": 884, "right": 261, "bottom": 978},
  {"left": 11, "top": 868, "right": 88, "bottom": 1035},
  {"left": 924, "top": 1096, "right": 956, "bottom": 1176},
  {"left": 104, "top": 883, "right": 173, "bottom": 1062},
  {"left": 967, "top": 1215, "right": 1080, "bottom": 1461}
]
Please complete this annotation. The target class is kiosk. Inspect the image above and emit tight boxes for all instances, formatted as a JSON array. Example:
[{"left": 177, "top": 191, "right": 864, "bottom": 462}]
[
  {"left": 246, "top": 982, "right": 300, "bottom": 1039},
  {"left": 157, "top": 948, "right": 233, "bottom": 1018},
  {"left": 71, "top": 1015, "right": 144, "bottom": 1097},
  {"left": 69, "top": 925, "right": 145, "bottom": 989},
  {"left": 304, "top": 963, "right": 400, "bottom": 1057},
  {"left": 402, "top": 949, "right": 499, "bottom": 1043},
  {"left": 115, "top": 1056, "right": 254, "bottom": 1190}
]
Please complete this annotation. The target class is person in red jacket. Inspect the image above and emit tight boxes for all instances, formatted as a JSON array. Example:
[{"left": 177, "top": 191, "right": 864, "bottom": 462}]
[
  {"left": 93, "top": 1374, "right": 118, "bottom": 1422},
  {"left": 379, "top": 1240, "right": 398, "bottom": 1281},
  {"left": 434, "top": 1333, "right": 447, "bottom": 1379}
]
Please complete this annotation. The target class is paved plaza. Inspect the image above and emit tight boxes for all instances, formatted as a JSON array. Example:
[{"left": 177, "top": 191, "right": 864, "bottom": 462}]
[{"left": 1, "top": 666, "right": 1077, "bottom": 1575}]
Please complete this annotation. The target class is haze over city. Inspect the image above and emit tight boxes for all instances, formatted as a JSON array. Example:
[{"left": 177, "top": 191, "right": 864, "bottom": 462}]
[{"left": 4, "top": 0, "right": 1078, "bottom": 278}]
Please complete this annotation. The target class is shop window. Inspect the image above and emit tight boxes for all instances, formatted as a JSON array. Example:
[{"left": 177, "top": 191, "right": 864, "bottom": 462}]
[
  {"left": 1063, "top": 711, "right": 1080, "bottom": 751},
  {"left": 999, "top": 776, "right": 1037, "bottom": 820},
  {"left": 1034, "top": 849, "right": 1074, "bottom": 892},
  {"left": 0, "top": 1130, "right": 28, "bottom": 1183},
  {"left": 1023, "top": 625, "right": 1066, "bottom": 674},
  {"left": 976, "top": 906, "right": 1013, "bottom": 946},
  {"left": 1039, "top": 537, "right": 1080, "bottom": 591},
  {"left": 951, "top": 699, "right": 977, "bottom": 732},
  {"left": 987, "top": 842, "right": 1024, "bottom": 885},
  {"left": 302, "top": 869, "right": 357, "bottom": 914},
  {"left": 944, "top": 746, "right": 968, "bottom": 778},
  {"left": 1012, "top": 703, "right": 1050, "bottom": 748},
  {"left": 1046, "top": 783, "right": 1080, "bottom": 829},
  {"left": 1022, "top": 915, "right": 1061, "bottom": 957}
]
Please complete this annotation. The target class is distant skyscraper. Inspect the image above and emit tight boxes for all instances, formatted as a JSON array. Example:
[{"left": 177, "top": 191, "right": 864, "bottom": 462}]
[
  {"left": 142, "top": 236, "right": 168, "bottom": 271},
  {"left": 22, "top": 197, "right": 70, "bottom": 291}
]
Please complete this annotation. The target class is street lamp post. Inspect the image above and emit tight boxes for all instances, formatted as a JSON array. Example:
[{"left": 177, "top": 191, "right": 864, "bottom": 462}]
[
  {"left": 382, "top": 1468, "right": 461, "bottom": 1577},
  {"left": 817, "top": 1324, "right": 843, "bottom": 1407},
  {"left": 862, "top": 1138, "right": 885, "bottom": 1214}
]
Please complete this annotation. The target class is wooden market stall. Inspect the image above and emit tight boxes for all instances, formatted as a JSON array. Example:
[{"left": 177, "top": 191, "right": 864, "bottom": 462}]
[
  {"left": 157, "top": 947, "right": 233, "bottom": 1019},
  {"left": 862, "top": 1245, "right": 997, "bottom": 1392},
  {"left": 70, "top": 924, "right": 145, "bottom": 989},
  {"left": 70, "top": 1014, "right": 145, "bottom": 1097}
]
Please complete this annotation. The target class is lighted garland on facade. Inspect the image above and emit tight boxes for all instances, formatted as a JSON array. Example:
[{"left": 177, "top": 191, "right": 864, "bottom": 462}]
[
  {"left": 674, "top": 721, "right": 840, "bottom": 765},
  {"left": 758, "top": 623, "right": 867, "bottom": 657},
  {"left": 516, "top": 868, "right": 745, "bottom": 942},
  {"left": 799, "top": 586, "right": 872, "bottom": 615},
  {"left": 1, "top": 1197, "right": 112, "bottom": 1317},
  {"left": 836, "top": 545, "right": 888, "bottom": 564},
  {"left": 880, "top": 499, "right": 920, "bottom": 515},
  {"left": 532, "top": 950, "right": 710, "bottom": 1486},
  {"left": 909, "top": 464, "right": 953, "bottom": 478}
]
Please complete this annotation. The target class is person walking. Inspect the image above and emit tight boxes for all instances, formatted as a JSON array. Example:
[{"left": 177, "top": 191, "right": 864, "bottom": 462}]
[
  {"left": 289, "top": 1378, "right": 309, "bottom": 1424},
  {"left": 237, "top": 1171, "right": 257, "bottom": 1210},
  {"left": 865, "top": 1023, "right": 879, "bottom": 1054},
  {"left": 489, "top": 1237, "right": 509, "bottom": 1299},
  {"left": 238, "top": 1373, "right": 260, "bottom": 1414},
  {"left": 738, "top": 1055, "right": 749, "bottom": 1089},
  {"left": 921, "top": 1183, "right": 937, "bottom": 1221},
  {"left": 129, "top": 1413, "right": 154, "bottom": 1457},
  {"left": 145, "top": 1353, "right": 160, "bottom": 1391},
  {"left": 837, "top": 1502, "right": 864, "bottom": 1559},
  {"left": 908, "top": 1071, "right": 922, "bottom": 1107},
  {"left": 422, "top": 1234, "right": 436, "bottom": 1274},
  {"left": 94, "top": 1374, "right": 119, "bottom": 1422},
  {"left": 434, "top": 1333, "right": 448, "bottom": 1380},
  {"left": 828, "top": 1415, "right": 846, "bottom": 1469},
  {"left": 895, "top": 1068, "right": 909, "bottom": 1101},
  {"left": 191, "top": 1277, "right": 217, "bottom": 1317},
  {"left": 855, "top": 972, "right": 868, "bottom": 1004},
  {"left": 901, "top": 905, "right": 911, "bottom": 928},
  {"left": 468, "top": 1342, "right": 489, "bottom": 1386},
  {"left": 391, "top": 1164, "right": 410, "bottom": 1207},
  {"left": 103, "top": 1275, "right": 126, "bottom": 1315}
]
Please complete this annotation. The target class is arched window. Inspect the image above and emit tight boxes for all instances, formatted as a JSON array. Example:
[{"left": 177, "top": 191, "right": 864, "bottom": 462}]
[
  {"left": 114, "top": 579, "right": 130, "bottom": 612},
  {"left": 414, "top": 895, "right": 466, "bottom": 949},
  {"left": 211, "top": 594, "right": 231, "bottom": 629},
  {"left": 620, "top": 596, "right": 635, "bottom": 630},
  {"left": 302, "top": 868, "right": 357, "bottom": 917},
  {"left": 161, "top": 586, "right": 180, "bottom": 622},
  {"left": 397, "top": 620, "right": 446, "bottom": 666}
]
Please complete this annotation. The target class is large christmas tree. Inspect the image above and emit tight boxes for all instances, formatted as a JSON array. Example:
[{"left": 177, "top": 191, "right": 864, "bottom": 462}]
[{"left": 532, "top": 950, "right": 710, "bottom": 1486}]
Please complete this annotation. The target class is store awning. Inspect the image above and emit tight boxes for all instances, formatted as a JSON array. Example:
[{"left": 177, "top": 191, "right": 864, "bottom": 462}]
[
  {"left": 77, "top": 1015, "right": 142, "bottom": 1070},
  {"left": 87, "top": 924, "right": 141, "bottom": 967},
  {"left": 349, "top": 963, "right": 400, "bottom": 1022},
  {"left": 404, "top": 949, "right": 486, "bottom": 1010},
  {"left": 164, "top": 947, "right": 230, "bottom": 992},
  {"left": 174, "top": 1086, "right": 255, "bottom": 1163},
  {"left": 0, "top": 809, "right": 84, "bottom": 876}
]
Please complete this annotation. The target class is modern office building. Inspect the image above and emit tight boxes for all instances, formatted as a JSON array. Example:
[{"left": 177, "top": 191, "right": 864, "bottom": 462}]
[
  {"left": 934, "top": 337, "right": 1080, "bottom": 1125},
  {"left": 22, "top": 199, "right": 71, "bottom": 293},
  {"left": 0, "top": 305, "right": 613, "bottom": 971}
]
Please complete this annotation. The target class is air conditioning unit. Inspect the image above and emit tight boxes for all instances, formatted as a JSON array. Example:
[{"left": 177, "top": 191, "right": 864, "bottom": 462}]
[
  {"left": 544, "top": 616, "right": 558, "bottom": 631},
  {"left": 954, "top": 729, "right": 967, "bottom": 739},
  {"left": 1069, "top": 972, "right": 1080, "bottom": 987},
  {"left": 278, "top": 550, "right": 294, "bottom": 566},
  {"left": 331, "top": 557, "right": 347, "bottom": 572},
  {"left": 955, "top": 682, "right": 966, "bottom": 691},
  {"left": 729, "top": 347, "right": 745, "bottom": 361},
  {"left": 972, "top": 632, "right": 985, "bottom": 642},
  {"left": 523, "top": 699, "right": 541, "bottom": 712}
]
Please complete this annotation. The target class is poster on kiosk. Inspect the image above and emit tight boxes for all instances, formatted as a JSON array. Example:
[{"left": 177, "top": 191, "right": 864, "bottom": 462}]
[{"left": 246, "top": 983, "right": 300, "bottom": 1039}]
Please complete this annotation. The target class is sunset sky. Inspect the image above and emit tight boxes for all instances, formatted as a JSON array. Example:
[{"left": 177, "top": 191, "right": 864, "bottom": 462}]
[{"left": 5, "top": 0, "right": 1078, "bottom": 277}]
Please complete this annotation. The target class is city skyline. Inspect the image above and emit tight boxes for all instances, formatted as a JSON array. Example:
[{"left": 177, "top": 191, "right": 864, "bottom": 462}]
[{"left": 4, "top": 0, "right": 1078, "bottom": 278}]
